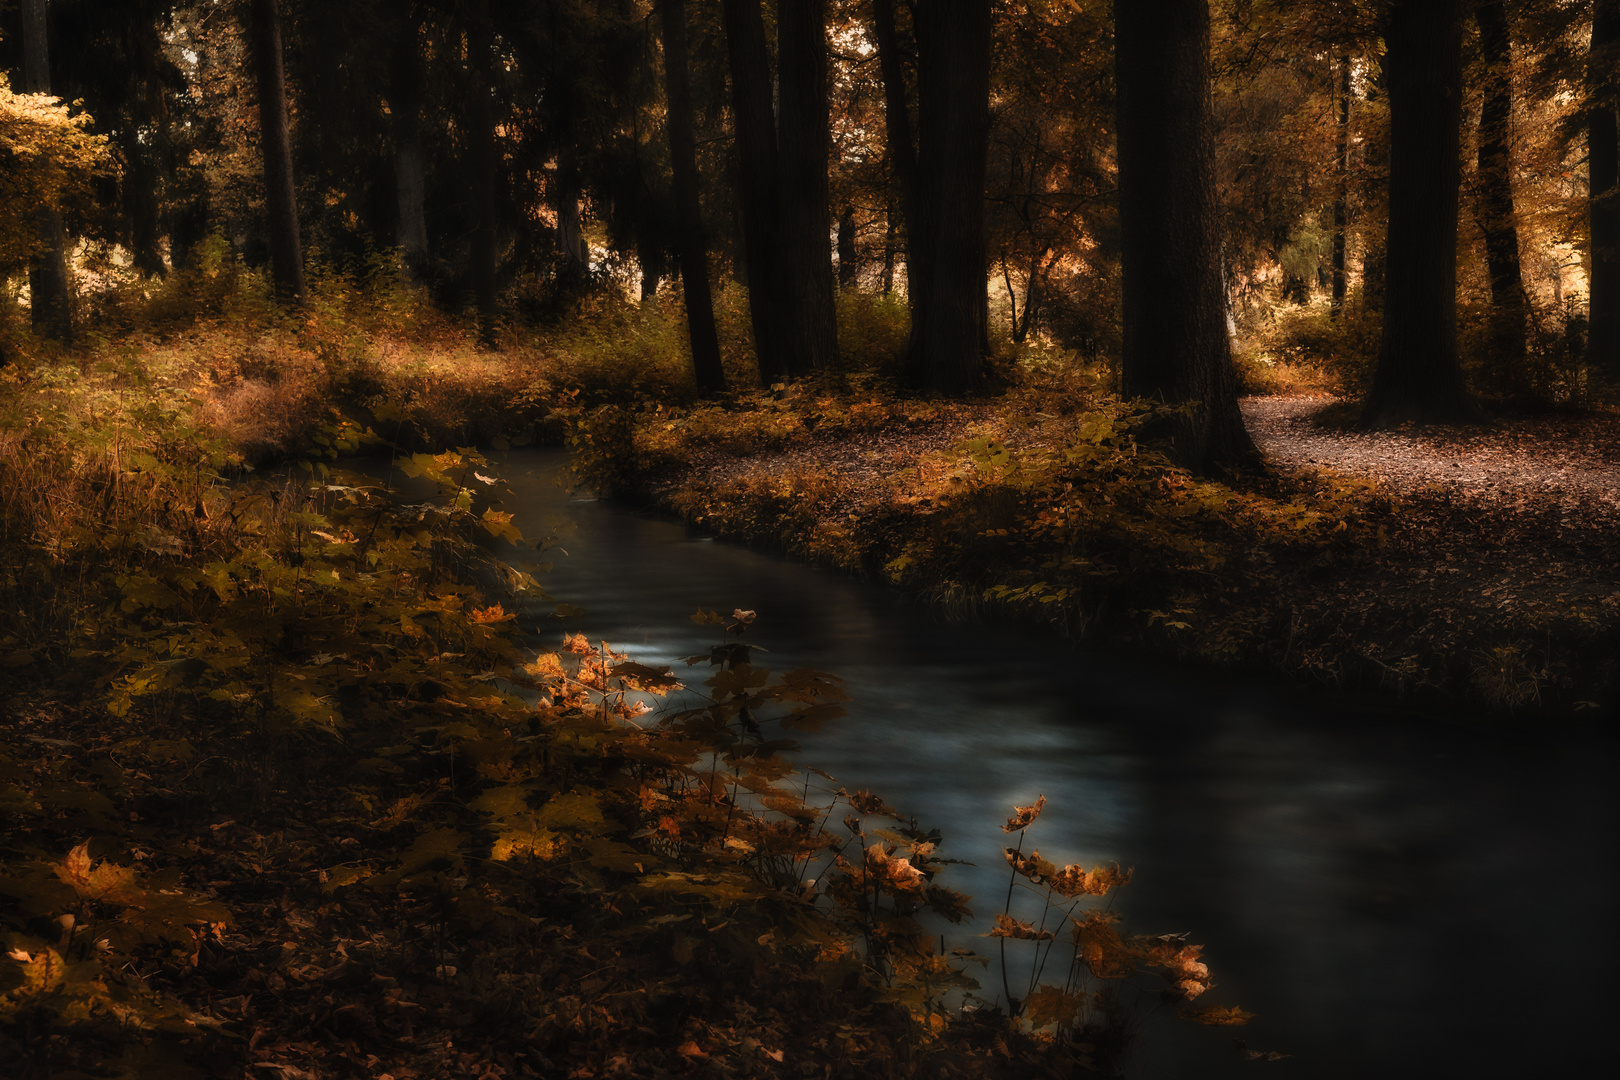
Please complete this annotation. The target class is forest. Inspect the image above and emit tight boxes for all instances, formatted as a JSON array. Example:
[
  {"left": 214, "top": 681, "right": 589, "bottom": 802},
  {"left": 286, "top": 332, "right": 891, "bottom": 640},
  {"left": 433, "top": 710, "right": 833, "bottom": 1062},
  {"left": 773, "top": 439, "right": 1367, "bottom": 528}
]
[{"left": 1, "top": 0, "right": 1617, "bottom": 1077}]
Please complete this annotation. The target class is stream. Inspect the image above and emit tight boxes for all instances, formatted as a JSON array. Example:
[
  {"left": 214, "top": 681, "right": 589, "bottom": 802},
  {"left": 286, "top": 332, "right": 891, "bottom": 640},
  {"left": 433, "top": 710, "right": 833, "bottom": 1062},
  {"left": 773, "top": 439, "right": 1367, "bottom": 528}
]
[{"left": 456, "top": 449, "right": 1616, "bottom": 1078}]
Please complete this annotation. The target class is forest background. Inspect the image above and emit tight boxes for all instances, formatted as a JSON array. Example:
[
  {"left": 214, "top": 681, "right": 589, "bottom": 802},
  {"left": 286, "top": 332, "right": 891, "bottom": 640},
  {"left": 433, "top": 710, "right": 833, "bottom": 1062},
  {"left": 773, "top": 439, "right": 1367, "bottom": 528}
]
[{"left": 1, "top": 0, "right": 1617, "bottom": 1077}]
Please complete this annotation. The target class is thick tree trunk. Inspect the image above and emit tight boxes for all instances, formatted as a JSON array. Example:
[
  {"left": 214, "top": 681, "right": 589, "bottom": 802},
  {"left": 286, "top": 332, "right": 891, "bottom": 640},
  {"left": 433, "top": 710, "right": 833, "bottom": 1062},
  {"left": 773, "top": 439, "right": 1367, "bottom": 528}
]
[
  {"left": 21, "top": 0, "right": 73, "bottom": 339},
  {"left": 720, "top": 0, "right": 787, "bottom": 382},
  {"left": 1114, "top": 0, "right": 1255, "bottom": 471},
  {"left": 1476, "top": 0, "right": 1528, "bottom": 391},
  {"left": 391, "top": 12, "right": 430, "bottom": 286},
  {"left": 1359, "top": 0, "right": 1479, "bottom": 426},
  {"left": 1330, "top": 56, "right": 1350, "bottom": 317},
  {"left": 247, "top": 0, "right": 306, "bottom": 305},
  {"left": 656, "top": 0, "right": 727, "bottom": 394},
  {"left": 903, "top": 0, "right": 992, "bottom": 393},
  {"left": 776, "top": 0, "right": 840, "bottom": 376},
  {"left": 466, "top": 18, "right": 498, "bottom": 345},
  {"left": 1590, "top": 0, "right": 1620, "bottom": 381}
]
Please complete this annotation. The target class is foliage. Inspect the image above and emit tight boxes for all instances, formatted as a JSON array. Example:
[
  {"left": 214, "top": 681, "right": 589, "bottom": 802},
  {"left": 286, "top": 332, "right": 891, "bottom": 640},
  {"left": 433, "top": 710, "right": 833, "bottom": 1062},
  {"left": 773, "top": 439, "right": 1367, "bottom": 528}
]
[{"left": 0, "top": 86, "right": 109, "bottom": 274}]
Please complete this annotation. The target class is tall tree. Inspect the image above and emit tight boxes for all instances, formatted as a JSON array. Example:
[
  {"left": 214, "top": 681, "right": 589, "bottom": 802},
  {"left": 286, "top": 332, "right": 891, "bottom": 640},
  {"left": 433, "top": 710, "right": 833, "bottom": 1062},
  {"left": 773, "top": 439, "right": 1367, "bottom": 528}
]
[
  {"left": 720, "top": 0, "right": 788, "bottom": 381},
  {"left": 878, "top": 0, "right": 993, "bottom": 393},
  {"left": 655, "top": 0, "right": 727, "bottom": 394},
  {"left": 389, "top": 2, "right": 431, "bottom": 286},
  {"left": 247, "top": 0, "right": 306, "bottom": 304},
  {"left": 1359, "top": 0, "right": 1478, "bottom": 426},
  {"left": 1476, "top": 0, "right": 1528, "bottom": 389},
  {"left": 1590, "top": 0, "right": 1620, "bottom": 380},
  {"left": 20, "top": 0, "right": 73, "bottom": 339},
  {"left": 721, "top": 0, "right": 838, "bottom": 382},
  {"left": 1114, "top": 0, "right": 1254, "bottom": 471},
  {"left": 465, "top": 8, "right": 499, "bottom": 343},
  {"left": 775, "top": 0, "right": 839, "bottom": 376},
  {"left": 1330, "top": 54, "right": 1351, "bottom": 318}
]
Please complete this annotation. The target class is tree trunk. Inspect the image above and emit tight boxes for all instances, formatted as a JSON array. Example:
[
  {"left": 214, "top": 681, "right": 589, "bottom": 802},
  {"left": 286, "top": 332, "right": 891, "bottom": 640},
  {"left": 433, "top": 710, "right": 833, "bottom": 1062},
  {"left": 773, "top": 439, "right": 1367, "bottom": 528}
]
[
  {"left": 903, "top": 0, "right": 992, "bottom": 393},
  {"left": 1590, "top": 0, "right": 1620, "bottom": 381},
  {"left": 391, "top": 11, "right": 430, "bottom": 286},
  {"left": 656, "top": 0, "right": 727, "bottom": 394},
  {"left": 555, "top": 146, "right": 588, "bottom": 283},
  {"left": 872, "top": 0, "right": 922, "bottom": 304},
  {"left": 1114, "top": 0, "right": 1255, "bottom": 471},
  {"left": 1476, "top": 0, "right": 1528, "bottom": 392},
  {"left": 1330, "top": 54, "right": 1350, "bottom": 318},
  {"left": 21, "top": 0, "right": 73, "bottom": 340},
  {"left": 466, "top": 15, "right": 498, "bottom": 345},
  {"left": 837, "top": 205, "right": 857, "bottom": 288},
  {"left": 776, "top": 0, "right": 840, "bottom": 375},
  {"left": 247, "top": 0, "right": 306, "bottom": 305},
  {"left": 720, "top": 0, "right": 787, "bottom": 382},
  {"left": 881, "top": 200, "right": 897, "bottom": 294},
  {"left": 638, "top": 233, "right": 665, "bottom": 304},
  {"left": 1359, "top": 0, "right": 1479, "bottom": 426}
]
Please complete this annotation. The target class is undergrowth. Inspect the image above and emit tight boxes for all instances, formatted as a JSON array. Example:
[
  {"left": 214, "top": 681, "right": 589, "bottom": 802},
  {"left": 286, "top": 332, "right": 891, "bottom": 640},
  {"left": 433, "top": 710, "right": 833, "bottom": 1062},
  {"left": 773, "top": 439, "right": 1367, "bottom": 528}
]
[{"left": 0, "top": 305, "right": 1244, "bottom": 1075}]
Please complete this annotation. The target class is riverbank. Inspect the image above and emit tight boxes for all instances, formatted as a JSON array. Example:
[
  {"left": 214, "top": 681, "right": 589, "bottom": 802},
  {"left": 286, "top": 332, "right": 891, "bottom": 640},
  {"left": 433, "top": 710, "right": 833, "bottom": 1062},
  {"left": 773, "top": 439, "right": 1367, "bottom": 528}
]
[{"left": 569, "top": 384, "right": 1620, "bottom": 719}]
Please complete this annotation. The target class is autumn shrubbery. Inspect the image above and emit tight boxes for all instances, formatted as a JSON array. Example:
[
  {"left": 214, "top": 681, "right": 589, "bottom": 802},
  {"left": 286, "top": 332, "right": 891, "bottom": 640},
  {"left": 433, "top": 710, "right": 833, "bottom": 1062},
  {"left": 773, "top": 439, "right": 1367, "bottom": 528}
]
[{"left": 0, "top": 289, "right": 1242, "bottom": 1076}]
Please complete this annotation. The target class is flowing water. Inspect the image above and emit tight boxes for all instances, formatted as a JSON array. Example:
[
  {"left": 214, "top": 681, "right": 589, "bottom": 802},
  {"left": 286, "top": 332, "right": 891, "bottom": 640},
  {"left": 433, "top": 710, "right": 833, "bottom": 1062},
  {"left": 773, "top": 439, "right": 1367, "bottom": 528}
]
[{"left": 439, "top": 450, "right": 1615, "bottom": 1077}]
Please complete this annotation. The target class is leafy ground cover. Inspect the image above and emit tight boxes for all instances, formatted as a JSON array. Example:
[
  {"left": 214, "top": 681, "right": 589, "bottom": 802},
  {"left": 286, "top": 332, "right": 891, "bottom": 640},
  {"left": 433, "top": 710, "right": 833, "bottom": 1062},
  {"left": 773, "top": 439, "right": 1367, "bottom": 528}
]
[
  {"left": 1, "top": 303, "right": 1245, "bottom": 1077},
  {"left": 567, "top": 362, "right": 1619, "bottom": 718}
]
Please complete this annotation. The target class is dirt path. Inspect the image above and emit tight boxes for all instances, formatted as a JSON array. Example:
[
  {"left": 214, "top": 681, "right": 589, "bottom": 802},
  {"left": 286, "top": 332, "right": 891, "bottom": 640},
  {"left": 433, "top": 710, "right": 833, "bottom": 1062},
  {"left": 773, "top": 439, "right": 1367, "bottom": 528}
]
[{"left": 1242, "top": 395, "right": 1620, "bottom": 523}]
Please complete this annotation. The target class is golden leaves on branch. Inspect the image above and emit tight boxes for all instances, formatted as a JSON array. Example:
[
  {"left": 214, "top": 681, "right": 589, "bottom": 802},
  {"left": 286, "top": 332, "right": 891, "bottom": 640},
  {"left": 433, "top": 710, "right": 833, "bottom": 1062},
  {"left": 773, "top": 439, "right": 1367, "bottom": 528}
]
[{"left": 1003, "top": 794, "right": 1046, "bottom": 832}]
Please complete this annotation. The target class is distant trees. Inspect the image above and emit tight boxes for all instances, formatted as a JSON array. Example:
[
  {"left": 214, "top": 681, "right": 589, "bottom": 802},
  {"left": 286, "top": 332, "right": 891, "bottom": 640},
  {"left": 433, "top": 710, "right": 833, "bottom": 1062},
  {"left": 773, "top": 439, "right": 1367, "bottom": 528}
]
[
  {"left": 1475, "top": 0, "right": 1527, "bottom": 386},
  {"left": 1114, "top": 0, "right": 1254, "bottom": 471}
]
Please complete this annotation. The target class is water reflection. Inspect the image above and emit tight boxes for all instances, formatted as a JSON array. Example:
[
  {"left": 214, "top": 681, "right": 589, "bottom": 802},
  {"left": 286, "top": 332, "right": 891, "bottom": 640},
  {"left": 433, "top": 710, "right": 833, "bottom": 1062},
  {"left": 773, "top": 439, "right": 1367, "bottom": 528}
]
[{"left": 471, "top": 450, "right": 1617, "bottom": 1078}]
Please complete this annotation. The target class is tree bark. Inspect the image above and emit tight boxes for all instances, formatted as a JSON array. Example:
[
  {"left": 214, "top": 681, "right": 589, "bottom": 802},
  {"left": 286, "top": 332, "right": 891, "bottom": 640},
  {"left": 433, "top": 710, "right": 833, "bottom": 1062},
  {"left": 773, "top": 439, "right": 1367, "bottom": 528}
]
[
  {"left": 466, "top": 15, "right": 498, "bottom": 345},
  {"left": 837, "top": 205, "right": 857, "bottom": 288},
  {"left": 391, "top": 10, "right": 430, "bottom": 286},
  {"left": 1476, "top": 0, "right": 1528, "bottom": 391},
  {"left": 247, "top": 0, "right": 307, "bottom": 305},
  {"left": 656, "top": 0, "right": 727, "bottom": 394},
  {"left": 21, "top": 0, "right": 73, "bottom": 340},
  {"left": 1331, "top": 54, "right": 1351, "bottom": 318},
  {"left": 903, "top": 0, "right": 992, "bottom": 393},
  {"left": 881, "top": 200, "right": 897, "bottom": 294},
  {"left": 1359, "top": 0, "right": 1479, "bottom": 426},
  {"left": 776, "top": 0, "right": 839, "bottom": 375},
  {"left": 1114, "top": 0, "right": 1255, "bottom": 471},
  {"left": 872, "top": 0, "right": 922, "bottom": 303},
  {"left": 720, "top": 0, "right": 787, "bottom": 382},
  {"left": 1590, "top": 0, "right": 1620, "bottom": 381}
]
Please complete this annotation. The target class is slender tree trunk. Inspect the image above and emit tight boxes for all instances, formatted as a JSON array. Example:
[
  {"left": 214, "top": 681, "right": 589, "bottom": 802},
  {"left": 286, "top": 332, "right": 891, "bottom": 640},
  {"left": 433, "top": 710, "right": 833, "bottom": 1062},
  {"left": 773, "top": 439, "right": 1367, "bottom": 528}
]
[
  {"left": 777, "top": 0, "right": 840, "bottom": 375},
  {"left": 903, "top": 0, "right": 992, "bottom": 393},
  {"left": 1476, "top": 0, "right": 1528, "bottom": 392},
  {"left": 1114, "top": 0, "right": 1255, "bottom": 471},
  {"left": 1590, "top": 0, "right": 1620, "bottom": 381},
  {"left": 391, "top": 11, "right": 430, "bottom": 286},
  {"left": 555, "top": 146, "right": 588, "bottom": 282},
  {"left": 720, "top": 0, "right": 787, "bottom": 382},
  {"left": 21, "top": 0, "right": 73, "bottom": 339},
  {"left": 872, "top": 0, "right": 923, "bottom": 305},
  {"left": 837, "top": 205, "right": 857, "bottom": 287},
  {"left": 1359, "top": 0, "right": 1479, "bottom": 426},
  {"left": 881, "top": 200, "right": 897, "bottom": 294},
  {"left": 247, "top": 0, "right": 306, "bottom": 305},
  {"left": 466, "top": 15, "right": 498, "bottom": 344},
  {"left": 638, "top": 233, "right": 665, "bottom": 304},
  {"left": 1330, "top": 55, "right": 1351, "bottom": 318},
  {"left": 656, "top": 0, "right": 727, "bottom": 394}
]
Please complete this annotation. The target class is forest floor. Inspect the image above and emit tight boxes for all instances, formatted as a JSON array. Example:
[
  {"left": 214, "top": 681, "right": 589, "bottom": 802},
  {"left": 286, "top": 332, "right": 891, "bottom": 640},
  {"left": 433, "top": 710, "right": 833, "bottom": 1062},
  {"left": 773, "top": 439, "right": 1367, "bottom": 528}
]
[{"left": 616, "top": 393, "right": 1620, "bottom": 717}]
